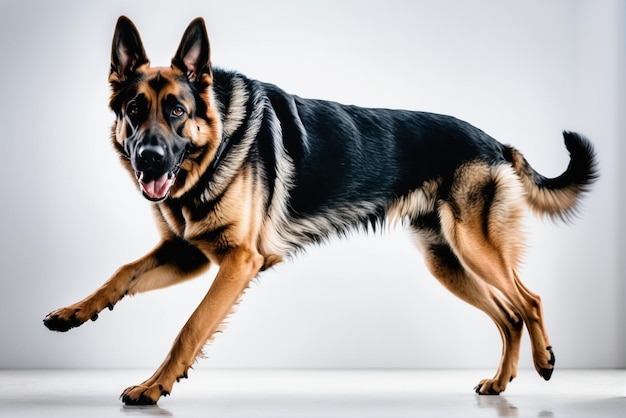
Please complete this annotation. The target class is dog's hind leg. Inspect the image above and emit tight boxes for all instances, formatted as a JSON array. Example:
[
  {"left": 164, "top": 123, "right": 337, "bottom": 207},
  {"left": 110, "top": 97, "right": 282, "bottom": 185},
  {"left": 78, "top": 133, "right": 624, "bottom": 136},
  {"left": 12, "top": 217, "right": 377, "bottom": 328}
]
[
  {"left": 413, "top": 225, "right": 524, "bottom": 394},
  {"left": 43, "top": 237, "right": 211, "bottom": 332},
  {"left": 438, "top": 164, "right": 555, "bottom": 392}
]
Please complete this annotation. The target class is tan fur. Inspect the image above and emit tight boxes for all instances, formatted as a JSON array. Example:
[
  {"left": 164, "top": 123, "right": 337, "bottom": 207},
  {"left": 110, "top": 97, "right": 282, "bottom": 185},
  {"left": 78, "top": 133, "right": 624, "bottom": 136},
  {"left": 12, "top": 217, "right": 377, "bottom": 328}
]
[{"left": 509, "top": 147, "right": 581, "bottom": 219}]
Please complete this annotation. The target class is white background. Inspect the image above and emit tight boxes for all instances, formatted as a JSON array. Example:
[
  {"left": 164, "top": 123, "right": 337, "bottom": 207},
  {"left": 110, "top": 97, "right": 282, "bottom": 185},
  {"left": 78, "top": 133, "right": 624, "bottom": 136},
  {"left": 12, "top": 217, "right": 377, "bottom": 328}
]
[{"left": 0, "top": 0, "right": 623, "bottom": 371}]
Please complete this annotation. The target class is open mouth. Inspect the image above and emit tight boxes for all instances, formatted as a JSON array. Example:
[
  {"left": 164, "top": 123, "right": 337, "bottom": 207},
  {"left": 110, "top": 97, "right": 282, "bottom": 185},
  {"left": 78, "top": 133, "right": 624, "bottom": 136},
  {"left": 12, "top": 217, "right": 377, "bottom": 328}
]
[
  {"left": 137, "top": 171, "right": 176, "bottom": 201},
  {"left": 132, "top": 144, "right": 187, "bottom": 202}
]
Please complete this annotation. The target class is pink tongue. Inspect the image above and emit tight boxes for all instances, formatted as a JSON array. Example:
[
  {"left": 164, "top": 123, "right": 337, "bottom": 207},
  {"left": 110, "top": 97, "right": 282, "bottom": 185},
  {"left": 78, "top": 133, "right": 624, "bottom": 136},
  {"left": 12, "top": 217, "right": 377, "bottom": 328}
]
[{"left": 139, "top": 173, "right": 174, "bottom": 200}]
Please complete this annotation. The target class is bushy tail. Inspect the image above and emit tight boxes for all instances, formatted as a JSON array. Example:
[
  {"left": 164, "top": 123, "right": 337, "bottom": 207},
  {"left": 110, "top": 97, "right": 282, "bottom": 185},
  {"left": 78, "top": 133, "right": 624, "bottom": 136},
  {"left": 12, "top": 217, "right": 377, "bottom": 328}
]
[{"left": 508, "top": 131, "right": 599, "bottom": 221}]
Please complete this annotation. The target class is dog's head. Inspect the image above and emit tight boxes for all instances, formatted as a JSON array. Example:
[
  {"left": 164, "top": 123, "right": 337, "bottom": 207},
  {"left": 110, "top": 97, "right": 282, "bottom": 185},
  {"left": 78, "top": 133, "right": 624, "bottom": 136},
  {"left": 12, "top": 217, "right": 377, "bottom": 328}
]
[{"left": 109, "top": 16, "right": 220, "bottom": 201}]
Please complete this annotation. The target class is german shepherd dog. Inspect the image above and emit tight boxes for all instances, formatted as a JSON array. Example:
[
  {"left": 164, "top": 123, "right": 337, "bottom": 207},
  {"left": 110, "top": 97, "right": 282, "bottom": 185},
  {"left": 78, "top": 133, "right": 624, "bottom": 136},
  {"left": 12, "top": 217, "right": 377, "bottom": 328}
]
[{"left": 44, "top": 16, "right": 598, "bottom": 405}]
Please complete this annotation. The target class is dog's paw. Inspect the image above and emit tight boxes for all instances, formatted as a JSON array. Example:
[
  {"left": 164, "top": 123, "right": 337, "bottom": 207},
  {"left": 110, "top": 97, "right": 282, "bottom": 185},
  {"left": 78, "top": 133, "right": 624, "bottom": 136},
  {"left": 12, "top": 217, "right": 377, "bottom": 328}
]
[
  {"left": 43, "top": 307, "right": 88, "bottom": 332},
  {"left": 44, "top": 300, "right": 116, "bottom": 332},
  {"left": 536, "top": 346, "right": 556, "bottom": 381},
  {"left": 474, "top": 378, "right": 506, "bottom": 395},
  {"left": 121, "top": 384, "right": 169, "bottom": 405}
]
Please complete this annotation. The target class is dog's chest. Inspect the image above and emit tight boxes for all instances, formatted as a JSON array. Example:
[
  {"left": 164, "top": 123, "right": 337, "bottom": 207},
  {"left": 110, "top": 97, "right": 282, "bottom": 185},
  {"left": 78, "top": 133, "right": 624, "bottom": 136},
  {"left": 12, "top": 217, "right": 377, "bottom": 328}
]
[
  {"left": 156, "top": 198, "right": 237, "bottom": 252},
  {"left": 156, "top": 200, "right": 211, "bottom": 239}
]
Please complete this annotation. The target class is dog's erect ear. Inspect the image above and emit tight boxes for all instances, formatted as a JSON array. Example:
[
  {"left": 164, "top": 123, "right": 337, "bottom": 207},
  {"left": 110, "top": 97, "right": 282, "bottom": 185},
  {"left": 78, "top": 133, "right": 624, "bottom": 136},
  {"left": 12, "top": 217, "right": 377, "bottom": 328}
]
[
  {"left": 172, "top": 17, "right": 212, "bottom": 82},
  {"left": 110, "top": 16, "right": 149, "bottom": 82}
]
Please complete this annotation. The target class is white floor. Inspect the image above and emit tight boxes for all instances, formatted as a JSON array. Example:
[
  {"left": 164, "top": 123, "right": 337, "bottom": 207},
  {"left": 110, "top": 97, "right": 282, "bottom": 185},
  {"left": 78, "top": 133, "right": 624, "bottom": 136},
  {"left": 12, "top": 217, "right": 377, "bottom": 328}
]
[{"left": 0, "top": 369, "right": 623, "bottom": 418}]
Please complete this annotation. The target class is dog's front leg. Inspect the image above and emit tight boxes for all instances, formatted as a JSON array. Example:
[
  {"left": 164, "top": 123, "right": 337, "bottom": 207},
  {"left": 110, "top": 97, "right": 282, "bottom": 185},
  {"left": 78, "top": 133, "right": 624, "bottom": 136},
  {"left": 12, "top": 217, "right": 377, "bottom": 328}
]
[
  {"left": 121, "top": 245, "right": 264, "bottom": 405},
  {"left": 43, "top": 238, "right": 210, "bottom": 332}
]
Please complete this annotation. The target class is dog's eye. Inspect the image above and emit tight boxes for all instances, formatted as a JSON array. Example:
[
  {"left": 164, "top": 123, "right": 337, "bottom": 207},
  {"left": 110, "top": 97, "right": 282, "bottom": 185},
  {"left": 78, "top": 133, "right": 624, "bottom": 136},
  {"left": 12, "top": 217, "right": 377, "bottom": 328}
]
[
  {"left": 127, "top": 102, "right": 139, "bottom": 118},
  {"left": 171, "top": 105, "right": 186, "bottom": 118}
]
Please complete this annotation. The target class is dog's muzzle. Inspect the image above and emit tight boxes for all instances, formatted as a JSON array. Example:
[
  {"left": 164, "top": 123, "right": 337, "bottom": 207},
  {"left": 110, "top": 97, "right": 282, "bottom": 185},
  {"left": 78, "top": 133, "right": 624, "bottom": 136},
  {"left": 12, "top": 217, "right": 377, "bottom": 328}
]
[{"left": 132, "top": 142, "right": 183, "bottom": 202}]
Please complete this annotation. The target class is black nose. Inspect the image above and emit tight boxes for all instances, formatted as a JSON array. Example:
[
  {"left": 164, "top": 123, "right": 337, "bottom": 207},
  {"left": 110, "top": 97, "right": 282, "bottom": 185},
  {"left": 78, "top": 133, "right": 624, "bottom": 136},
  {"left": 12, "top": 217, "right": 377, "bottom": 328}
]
[{"left": 138, "top": 143, "right": 165, "bottom": 165}]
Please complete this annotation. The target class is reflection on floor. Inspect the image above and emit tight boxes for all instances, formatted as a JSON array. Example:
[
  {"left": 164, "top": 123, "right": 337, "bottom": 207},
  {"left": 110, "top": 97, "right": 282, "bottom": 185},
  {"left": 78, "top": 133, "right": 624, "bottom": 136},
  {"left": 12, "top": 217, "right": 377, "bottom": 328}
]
[{"left": 0, "top": 369, "right": 623, "bottom": 417}]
